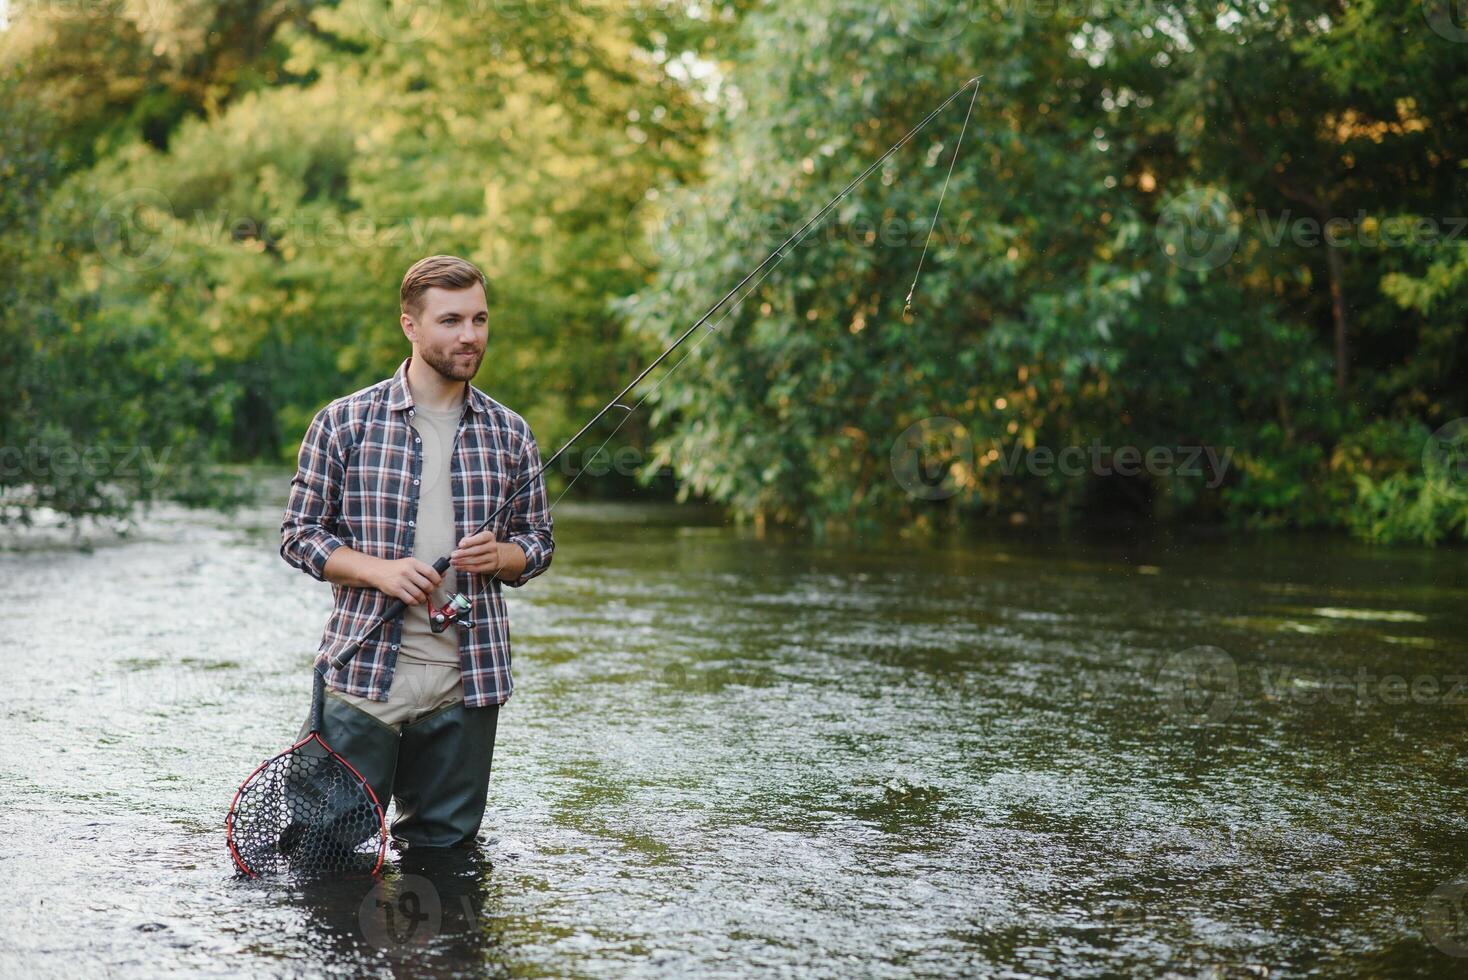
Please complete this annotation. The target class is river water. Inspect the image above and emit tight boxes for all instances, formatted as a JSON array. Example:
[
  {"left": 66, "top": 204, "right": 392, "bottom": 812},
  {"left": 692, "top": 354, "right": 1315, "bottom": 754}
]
[{"left": 2, "top": 487, "right": 1467, "bottom": 977}]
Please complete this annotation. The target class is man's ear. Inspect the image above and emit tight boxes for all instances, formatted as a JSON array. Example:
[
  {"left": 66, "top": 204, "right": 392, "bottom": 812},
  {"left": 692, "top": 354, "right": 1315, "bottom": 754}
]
[{"left": 400, "top": 311, "right": 417, "bottom": 343}]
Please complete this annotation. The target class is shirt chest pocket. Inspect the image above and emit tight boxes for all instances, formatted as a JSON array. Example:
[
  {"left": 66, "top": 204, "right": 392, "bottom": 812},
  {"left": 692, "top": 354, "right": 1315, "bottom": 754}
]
[{"left": 341, "top": 433, "right": 417, "bottom": 549}]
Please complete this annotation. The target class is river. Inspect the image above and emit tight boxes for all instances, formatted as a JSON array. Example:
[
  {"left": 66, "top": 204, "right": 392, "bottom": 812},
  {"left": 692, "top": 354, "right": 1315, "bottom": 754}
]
[{"left": 2, "top": 486, "right": 1466, "bottom": 977}]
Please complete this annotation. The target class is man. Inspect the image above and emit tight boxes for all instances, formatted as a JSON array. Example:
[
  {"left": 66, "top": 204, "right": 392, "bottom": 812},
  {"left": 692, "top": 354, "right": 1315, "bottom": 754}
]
[{"left": 281, "top": 254, "right": 554, "bottom": 851}]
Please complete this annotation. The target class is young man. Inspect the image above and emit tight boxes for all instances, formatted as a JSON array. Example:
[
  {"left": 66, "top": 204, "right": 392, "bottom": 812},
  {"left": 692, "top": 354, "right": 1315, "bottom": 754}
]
[{"left": 280, "top": 254, "right": 554, "bottom": 850}]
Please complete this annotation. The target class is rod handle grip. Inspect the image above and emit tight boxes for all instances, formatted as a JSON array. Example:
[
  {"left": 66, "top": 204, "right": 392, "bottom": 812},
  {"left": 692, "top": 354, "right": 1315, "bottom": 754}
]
[{"left": 328, "top": 555, "right": 453, "bottom": 670}]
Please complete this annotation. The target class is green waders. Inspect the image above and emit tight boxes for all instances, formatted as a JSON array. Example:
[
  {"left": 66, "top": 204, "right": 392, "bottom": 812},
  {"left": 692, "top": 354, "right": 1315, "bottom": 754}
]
[{"left": 302, "top": 690, "right": 500, "bottom": 850}]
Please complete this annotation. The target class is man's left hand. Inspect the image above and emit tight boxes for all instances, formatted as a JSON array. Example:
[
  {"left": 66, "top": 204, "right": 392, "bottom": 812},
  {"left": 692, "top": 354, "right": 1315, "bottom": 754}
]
[{"left": 450, "top": 529, "right": 528, "bottom": 581}]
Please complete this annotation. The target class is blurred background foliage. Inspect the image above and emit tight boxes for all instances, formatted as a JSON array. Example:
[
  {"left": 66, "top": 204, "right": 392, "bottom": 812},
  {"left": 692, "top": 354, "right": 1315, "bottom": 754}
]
[{"left": 1, "top": 0, "right": 1464, "bottom": 542}]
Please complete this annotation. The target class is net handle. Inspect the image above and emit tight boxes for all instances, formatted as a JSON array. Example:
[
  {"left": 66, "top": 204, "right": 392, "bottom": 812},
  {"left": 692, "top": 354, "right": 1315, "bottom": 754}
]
[{"left": 309, "top": 666, "right": 326, "bottom": 734}]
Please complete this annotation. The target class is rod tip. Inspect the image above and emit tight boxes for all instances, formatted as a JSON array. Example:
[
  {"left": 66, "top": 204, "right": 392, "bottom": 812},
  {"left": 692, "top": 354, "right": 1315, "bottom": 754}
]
[{"left": 967, "top": 76, "right": 984, "bottom": 87}]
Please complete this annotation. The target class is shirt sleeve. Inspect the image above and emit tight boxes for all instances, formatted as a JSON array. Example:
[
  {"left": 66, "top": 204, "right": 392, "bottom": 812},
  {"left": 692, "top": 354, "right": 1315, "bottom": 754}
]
[
  {"left": 503, "top": 424, "right": 554, "bottom": 588},
  {"left": 280, "top": 405, "right": 347, "bottom": 581}
]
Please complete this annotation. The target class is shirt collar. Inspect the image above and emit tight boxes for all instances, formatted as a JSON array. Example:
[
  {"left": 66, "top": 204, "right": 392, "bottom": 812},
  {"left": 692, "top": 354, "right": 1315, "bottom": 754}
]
[{"left": 386, "top": 357, "right": 493, "bottom": 416}]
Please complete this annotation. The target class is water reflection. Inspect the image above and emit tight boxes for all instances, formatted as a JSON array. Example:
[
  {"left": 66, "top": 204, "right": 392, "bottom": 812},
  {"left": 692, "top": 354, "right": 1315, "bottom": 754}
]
[
  {"left": 291, "top": 849, "right": 505, "bottom": 978},
  {"left": 2, "top": 495, "right": 1467, "bottom": 977}
]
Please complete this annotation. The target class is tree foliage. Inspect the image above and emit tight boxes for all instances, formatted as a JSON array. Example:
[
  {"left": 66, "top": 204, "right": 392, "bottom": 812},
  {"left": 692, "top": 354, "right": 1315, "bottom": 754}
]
[
  {"left": 2, "top": 0, "right": 1464, "bottom": 543},
  {"left": 625, "top": 0, "right": 1468, "bottom": 540}
]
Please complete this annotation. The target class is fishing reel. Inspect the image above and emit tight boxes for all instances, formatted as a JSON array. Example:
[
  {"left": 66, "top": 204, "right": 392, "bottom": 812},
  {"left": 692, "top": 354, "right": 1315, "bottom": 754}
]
[{"left": 428, "top": 593, "right": 473, "bottom": 633}]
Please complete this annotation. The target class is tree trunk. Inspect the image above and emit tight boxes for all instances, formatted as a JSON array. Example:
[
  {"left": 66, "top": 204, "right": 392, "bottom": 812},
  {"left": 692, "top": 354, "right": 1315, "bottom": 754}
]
[{"left": 1324, "top": 235, "right": 1350, "bottom": 393}]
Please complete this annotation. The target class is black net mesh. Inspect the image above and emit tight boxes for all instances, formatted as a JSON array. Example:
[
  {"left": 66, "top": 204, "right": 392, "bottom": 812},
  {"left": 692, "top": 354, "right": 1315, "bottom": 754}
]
[{"left": 227, "top": 735, "right": 385, "bottom": 878}]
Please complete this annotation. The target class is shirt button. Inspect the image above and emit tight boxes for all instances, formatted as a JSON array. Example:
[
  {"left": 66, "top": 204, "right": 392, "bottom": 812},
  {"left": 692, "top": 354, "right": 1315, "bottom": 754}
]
[
  {"left": 415, "top": 436, "right": 422, "bottom": 444},
  {"left": 408, "top": 520, "right": 416, "bottom": 527},
  {"left": 391, "top": 644, "right": 399, "bottom": 651},
  {"left": 413, "top": 479, "right": 420, "bottom": 486}
]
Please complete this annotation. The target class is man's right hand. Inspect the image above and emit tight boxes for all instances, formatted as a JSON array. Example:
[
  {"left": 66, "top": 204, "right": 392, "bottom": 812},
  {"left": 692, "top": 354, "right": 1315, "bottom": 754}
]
[
  {"left": 370, "top": 557, "right": 443, "bottom": 605},
  {"left": 323, "top": 547, "right": 442, "bottom": 604}
]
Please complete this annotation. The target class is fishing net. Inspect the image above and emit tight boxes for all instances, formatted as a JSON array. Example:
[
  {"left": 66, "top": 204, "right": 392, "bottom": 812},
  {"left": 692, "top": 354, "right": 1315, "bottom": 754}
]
[{"left": 227, "top": 674, "right": 386, "bottom": 878}]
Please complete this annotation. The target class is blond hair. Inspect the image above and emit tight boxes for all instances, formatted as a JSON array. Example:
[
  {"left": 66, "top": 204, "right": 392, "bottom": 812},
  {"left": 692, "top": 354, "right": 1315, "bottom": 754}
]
[{"left": 400, "top": 255, "right": 487, "bottom": 317}]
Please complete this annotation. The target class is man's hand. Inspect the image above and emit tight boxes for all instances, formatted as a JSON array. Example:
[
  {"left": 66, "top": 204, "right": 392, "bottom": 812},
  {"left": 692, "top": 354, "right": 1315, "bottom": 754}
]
[
  {"left": 451, "top": 529, "right": 527, "bottom": 582},
  {"left": 370, "top": 557, "right": 443, "bottom": 605}
]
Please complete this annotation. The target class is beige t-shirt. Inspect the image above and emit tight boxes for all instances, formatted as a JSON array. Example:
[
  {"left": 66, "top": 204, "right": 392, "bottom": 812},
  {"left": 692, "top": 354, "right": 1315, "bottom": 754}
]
[{"left": 396, "top": 398, "right": 466, "bottom": 666}]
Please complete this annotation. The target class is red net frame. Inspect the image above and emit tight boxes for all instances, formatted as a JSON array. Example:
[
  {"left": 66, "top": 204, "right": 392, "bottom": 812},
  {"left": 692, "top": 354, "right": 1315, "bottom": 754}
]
[{"left": 226, "top": 728, "right": 387, "bottom": 879}]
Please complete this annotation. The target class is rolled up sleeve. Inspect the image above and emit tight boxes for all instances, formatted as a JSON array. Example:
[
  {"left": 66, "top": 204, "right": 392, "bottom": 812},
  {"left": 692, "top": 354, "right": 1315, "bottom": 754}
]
[
  {"left": 281, "top": 406, "right": 347, "bottom": 581},
  {"left": 504, "top": 426, "right": 554, "bottom": 588}
]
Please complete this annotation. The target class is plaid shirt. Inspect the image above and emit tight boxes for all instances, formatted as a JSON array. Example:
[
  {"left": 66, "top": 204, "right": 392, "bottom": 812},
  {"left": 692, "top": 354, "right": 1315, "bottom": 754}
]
[{"left": 281, "top": 357, "right": 554, "bottom": 707}]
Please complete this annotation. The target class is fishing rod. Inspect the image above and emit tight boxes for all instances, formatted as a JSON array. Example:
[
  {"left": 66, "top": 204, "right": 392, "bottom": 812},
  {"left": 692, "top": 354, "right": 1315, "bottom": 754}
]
[{"left": 327, "top": 74, "right": 982, "bottom": 672}]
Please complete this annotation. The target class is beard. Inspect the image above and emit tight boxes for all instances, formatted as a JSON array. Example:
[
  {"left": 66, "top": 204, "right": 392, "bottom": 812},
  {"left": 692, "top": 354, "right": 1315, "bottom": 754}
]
[{"left": 420, "top": 344, "right": 485, "bottom": 382}]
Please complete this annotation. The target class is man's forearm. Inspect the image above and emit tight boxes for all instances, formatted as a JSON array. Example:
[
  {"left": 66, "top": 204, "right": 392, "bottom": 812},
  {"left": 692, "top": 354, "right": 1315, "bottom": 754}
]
[
  {"left": 495, "top": 542, "right": 528, "bottom": 582},
  {"left": 323, "top": 546, "right": 385, "bottom": 590}
]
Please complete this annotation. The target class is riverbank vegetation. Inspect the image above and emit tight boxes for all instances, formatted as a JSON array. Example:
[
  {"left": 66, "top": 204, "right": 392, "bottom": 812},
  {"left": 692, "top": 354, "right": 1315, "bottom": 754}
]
[{"left": 2, "top": 0, "right": 1464, "bottom": 543}]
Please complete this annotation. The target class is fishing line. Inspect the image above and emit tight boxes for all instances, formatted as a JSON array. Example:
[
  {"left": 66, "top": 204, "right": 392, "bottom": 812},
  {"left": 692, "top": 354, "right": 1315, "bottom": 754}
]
[
  {"left": 538, "top": 76, "right": 986, "bottom": 519},
  {"left": 541, "top": 215, "right": 793, "bottom": 514},
  {"left": 327, "top": 74, "right": 984, "bottom": 672},
  {"left": 905, "top": 78, "right": 981, "bottom": 316}
]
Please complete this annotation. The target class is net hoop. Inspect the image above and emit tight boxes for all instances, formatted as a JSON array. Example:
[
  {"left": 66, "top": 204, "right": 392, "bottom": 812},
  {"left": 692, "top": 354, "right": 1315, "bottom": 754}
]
[{"left": 226, "top": 731, "right": 388, "bottom": 879}]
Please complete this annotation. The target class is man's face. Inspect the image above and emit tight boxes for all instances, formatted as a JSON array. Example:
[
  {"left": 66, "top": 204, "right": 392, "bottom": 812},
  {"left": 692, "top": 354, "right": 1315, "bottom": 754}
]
[{"left": 403, "top": 284, "right": 489, "bottom": 382}]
